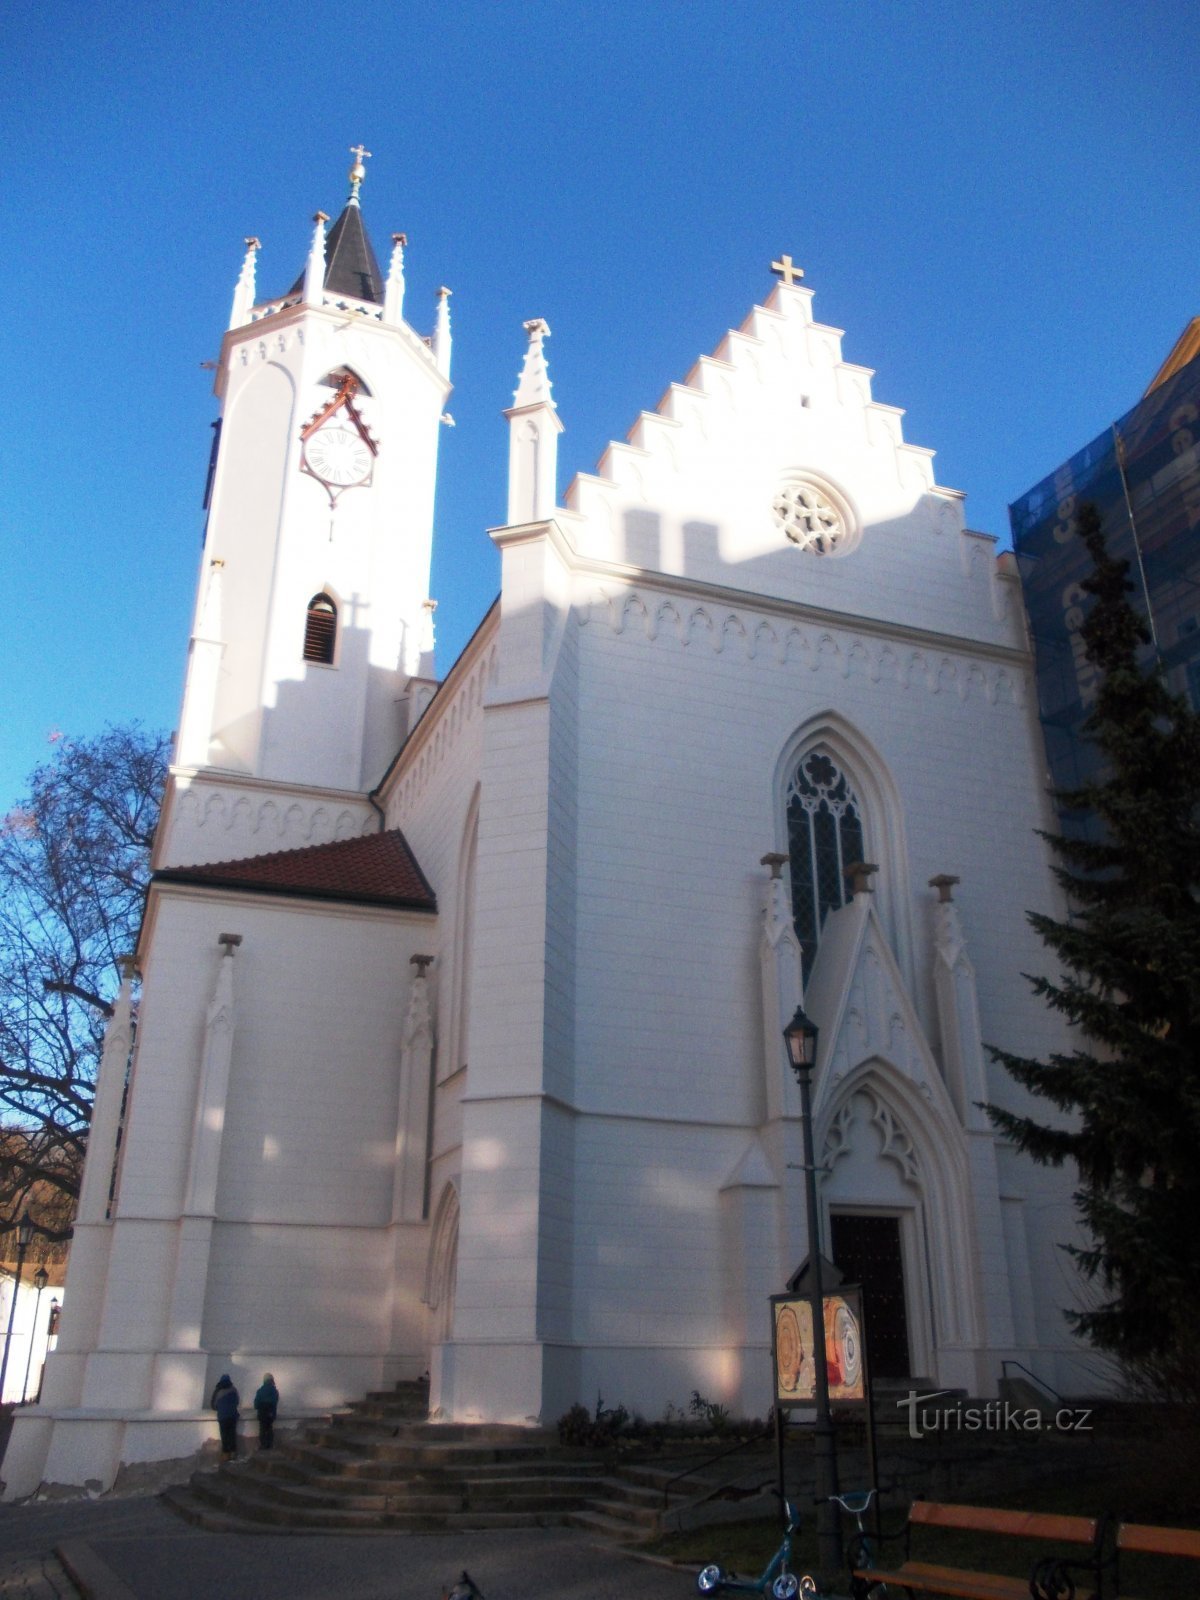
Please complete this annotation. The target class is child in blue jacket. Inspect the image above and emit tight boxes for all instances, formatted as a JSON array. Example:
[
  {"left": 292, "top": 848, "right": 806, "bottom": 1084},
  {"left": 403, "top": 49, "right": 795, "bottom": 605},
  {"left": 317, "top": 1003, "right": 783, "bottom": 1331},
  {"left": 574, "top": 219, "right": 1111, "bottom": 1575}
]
[{"left": 210, "top": 1373, "right": 240, "bottom": 1460}]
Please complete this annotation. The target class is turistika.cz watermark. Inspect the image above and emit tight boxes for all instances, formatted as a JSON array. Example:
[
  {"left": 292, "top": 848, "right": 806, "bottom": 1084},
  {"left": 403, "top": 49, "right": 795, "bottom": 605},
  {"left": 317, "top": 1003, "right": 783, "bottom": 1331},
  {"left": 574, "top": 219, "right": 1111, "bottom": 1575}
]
[{"left": 898, "top": 1390, "right": 1094, "bottom": 1440}]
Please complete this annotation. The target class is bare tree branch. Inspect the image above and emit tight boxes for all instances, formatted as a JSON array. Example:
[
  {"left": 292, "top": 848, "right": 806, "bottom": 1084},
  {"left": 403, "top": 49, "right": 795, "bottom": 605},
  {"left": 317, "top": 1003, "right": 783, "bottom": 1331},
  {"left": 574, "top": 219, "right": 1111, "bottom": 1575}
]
[{"left": 0, "top": 724, "right": 168, "bottom": 1222}]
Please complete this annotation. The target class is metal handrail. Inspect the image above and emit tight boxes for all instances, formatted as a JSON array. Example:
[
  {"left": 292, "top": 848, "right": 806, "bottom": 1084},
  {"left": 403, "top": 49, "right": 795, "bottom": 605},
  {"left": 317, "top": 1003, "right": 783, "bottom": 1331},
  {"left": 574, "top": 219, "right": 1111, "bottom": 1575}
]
[
  {"left": 660, "top": 1426, "right": 774, "bottom": 1509},
  {"left": 1000, "top": 1359, "right": 1067, "bottom": 1405}
]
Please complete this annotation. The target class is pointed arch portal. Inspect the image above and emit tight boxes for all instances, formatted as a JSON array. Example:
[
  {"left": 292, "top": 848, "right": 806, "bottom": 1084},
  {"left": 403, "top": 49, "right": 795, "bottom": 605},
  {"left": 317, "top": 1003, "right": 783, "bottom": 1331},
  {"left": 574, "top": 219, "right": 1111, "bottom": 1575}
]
[{"left": 815, "top": 1058, "right": 982, "bottom": 1384}]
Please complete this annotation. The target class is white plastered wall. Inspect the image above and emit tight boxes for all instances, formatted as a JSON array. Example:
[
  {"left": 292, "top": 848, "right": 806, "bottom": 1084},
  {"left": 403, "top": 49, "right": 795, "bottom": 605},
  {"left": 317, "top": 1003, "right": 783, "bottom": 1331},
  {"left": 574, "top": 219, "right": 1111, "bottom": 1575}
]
[
  {"left": 5, "top": 883, "right": 437, "bottom": 1497},
  {"left": 426, "top": 277, "right": 1082, "bottom": 1422}
]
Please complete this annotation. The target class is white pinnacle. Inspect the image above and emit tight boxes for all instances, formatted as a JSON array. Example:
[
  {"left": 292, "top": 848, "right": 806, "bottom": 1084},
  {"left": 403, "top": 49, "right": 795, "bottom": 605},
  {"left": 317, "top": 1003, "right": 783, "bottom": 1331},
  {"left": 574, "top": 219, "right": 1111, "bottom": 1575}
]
[
  {"left": 504, "top": 316, "right": 562, "bottom": 525},
  {"left": 512, "top": 318, "right": 555, "bottom": 409},
  {"left": 383, "top": 233, "right": 407, "bottom": 326},
  {"left": 433, "top": 287, "right": 452, "bottom": 378},
  {"left": 302, "top": 212, "right": 328, "bottom": 307},
  {"left": 229, "top": 237, "right": 260, "bottom": 329}
]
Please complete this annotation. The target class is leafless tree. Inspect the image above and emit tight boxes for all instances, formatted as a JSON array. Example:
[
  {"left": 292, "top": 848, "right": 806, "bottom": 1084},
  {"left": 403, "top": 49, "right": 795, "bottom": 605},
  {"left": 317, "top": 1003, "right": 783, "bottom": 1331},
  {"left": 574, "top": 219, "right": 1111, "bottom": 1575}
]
[{"left": 0, "top": 725, "right": 168, "bottom": 1239}]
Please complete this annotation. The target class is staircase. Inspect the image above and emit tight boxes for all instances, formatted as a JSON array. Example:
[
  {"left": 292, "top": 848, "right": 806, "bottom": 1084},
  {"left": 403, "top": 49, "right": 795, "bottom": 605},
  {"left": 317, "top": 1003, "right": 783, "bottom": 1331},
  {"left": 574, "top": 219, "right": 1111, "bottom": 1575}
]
[{"left": 162, "top": 1380, "right": 683, "bottom": 1537}]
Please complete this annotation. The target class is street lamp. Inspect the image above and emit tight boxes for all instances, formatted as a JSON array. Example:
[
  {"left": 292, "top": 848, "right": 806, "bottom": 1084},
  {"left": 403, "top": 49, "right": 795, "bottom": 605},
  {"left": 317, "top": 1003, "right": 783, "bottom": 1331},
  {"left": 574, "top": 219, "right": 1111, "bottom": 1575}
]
[
  {"left": 21, "top": 1265, "right": 49, "bottom": 1404},
  {"left": 0, "top": 1212, "right": 36, "bottom": 1404},
  {"left": 783, "top": 1005, "right": 842, "bottom": 1578}
]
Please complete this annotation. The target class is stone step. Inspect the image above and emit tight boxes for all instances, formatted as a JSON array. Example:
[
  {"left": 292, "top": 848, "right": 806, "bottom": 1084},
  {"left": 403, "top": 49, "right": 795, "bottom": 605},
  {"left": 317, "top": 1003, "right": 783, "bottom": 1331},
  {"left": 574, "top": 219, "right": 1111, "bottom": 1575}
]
[
  {"left": 239, "top": 1477, "right": 462, "bottom": 1515},
  {"left": 268, "top": 1441, "right": 592, "bottom": 1485},
  {"left": 606, "top": 1461, "right": 697, "bottom": 1493},
  {"left": 568, "top": 1507, "right": 656, "bottom": 1543},
  {"left": 245, "top": 1473, "right": 595, "bottom": 1515},
  {"left": 577, "top": 1494, "right": 661, "bottom": 1528},
  {"left": 358, "top": 1384, "right": 429, "bottom": 1406},
  {"left": 160, "top": 1486, "right": 259, "bottom": 1535},
  {"left": 589, "top": 1476, "right": 667, "bottom": 1508},
  {"left": 331, "top": 1415, "right": 549, "bottom": 1442},
  {"left": 441, "top": 1508, "right": 573, "bottom": 1531},
  {"left": 181, "top": 1476, "right": 460, "bottom": 1533},
  {"left": 185, "top": 1474, "right": 353, "bottom": 1523},
  {"left": 161, "top": 1383, "right": 621, "bottom": 1536},
  {"left": 300, "top": 1433, "right": 552, "bottom": 1468},
  {"left": 461, "top": 1479, "right": 596, "bottom": 1509}
]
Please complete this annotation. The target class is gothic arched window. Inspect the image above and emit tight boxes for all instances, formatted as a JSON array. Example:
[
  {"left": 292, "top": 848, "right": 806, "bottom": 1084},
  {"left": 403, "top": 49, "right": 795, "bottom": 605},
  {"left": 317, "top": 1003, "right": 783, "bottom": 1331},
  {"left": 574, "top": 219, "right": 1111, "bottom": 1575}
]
[
  {"left": 787, "top": 749, "right": 866, "bottom": 980},
  {"left": 303, "top": 593, "right": 337, "bottom": 664}
]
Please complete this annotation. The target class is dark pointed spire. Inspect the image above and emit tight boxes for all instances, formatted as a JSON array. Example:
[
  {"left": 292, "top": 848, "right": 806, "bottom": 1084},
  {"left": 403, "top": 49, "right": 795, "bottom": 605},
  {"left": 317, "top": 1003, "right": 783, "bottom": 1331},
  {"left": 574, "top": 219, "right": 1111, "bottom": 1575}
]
[{"left": 287, "top": 147, "right": 385, "bottom": 305}]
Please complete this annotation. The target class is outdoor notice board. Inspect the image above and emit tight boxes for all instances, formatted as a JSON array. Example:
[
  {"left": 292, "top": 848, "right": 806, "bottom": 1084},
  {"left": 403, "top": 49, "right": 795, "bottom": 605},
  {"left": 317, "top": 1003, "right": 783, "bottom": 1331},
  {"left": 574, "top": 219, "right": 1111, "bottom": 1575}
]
[{"left": 771, "top": 1288, "right": 865, "bottom": 1405}]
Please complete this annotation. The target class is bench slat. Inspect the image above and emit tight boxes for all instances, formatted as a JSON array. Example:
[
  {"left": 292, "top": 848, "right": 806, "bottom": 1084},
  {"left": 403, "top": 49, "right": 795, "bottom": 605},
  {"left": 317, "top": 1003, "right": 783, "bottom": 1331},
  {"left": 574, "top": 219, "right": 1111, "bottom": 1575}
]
[
  {"left": 854, "top": 1560, "right": 1029, "bottom": 1600},
  {"left": 908, "top": 1501, "right": 1098, "bottom": 1544},
  {"left": 1117, "top": 1521, "right": 1200, "bottom": 1559}
]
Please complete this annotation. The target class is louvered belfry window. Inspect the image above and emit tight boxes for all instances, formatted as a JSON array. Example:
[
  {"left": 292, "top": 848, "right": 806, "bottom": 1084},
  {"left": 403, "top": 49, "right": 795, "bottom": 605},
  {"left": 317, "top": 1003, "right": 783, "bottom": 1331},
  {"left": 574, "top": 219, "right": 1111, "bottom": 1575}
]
[{"left": 303, "top": 594, "right": 337, "bottom": 664}]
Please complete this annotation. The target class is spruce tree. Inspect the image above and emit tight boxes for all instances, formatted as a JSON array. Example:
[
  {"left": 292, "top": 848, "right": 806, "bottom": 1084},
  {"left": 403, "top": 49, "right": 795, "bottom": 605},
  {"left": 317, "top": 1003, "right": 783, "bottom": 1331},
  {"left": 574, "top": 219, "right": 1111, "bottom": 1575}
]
[{"left": 988, "top": 503, "right": 1200, "bottom": 1389}]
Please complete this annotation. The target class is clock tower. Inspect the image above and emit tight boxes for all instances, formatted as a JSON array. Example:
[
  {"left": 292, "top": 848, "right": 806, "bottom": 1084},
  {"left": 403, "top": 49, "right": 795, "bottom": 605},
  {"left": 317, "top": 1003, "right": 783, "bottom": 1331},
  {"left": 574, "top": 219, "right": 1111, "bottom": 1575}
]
[{"left": 175, "top": 150, "right": 451, "bottom": 794}]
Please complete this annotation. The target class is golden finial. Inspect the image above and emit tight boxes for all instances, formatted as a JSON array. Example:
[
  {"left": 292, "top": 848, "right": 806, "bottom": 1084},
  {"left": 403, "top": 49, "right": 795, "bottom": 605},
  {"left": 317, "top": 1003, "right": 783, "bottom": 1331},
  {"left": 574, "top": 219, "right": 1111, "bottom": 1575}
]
[{"left": 348, "top": 143, "right": 372, "bottom": 201}]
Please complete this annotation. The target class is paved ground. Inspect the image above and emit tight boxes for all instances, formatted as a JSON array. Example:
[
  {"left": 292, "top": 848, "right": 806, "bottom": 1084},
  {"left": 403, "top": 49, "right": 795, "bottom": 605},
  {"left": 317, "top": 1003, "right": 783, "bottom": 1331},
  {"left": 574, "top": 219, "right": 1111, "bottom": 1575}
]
[{"left": 0, "top": 1496, "right": 697, "bottom": 1600}]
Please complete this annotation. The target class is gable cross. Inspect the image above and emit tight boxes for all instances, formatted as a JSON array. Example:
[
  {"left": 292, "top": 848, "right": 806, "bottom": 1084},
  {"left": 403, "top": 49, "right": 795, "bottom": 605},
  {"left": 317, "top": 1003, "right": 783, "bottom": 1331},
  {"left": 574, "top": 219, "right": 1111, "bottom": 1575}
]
[{"left": 771, "top": 254, "right": 805, "bottom": 287}]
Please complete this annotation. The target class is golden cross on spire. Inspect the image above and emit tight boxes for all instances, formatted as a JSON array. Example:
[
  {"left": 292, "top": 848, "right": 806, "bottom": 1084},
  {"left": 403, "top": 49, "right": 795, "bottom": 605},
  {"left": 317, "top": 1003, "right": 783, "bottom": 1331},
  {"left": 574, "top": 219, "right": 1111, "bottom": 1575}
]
[
  {"left": 771, "top": 253, "right": 804, "bottom": 287},
  {"left": 348, "top": 144, "right": 372, "bottom": 199}
]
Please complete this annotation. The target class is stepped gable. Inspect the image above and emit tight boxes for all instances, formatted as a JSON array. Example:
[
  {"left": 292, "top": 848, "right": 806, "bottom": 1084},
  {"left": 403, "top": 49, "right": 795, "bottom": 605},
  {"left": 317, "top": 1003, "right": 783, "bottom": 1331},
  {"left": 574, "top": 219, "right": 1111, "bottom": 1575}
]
[
  {"left": 561, "top": 277, "right": 961, "bottom": 527},
  {"left": 155, "top": 829, "right": 436, "bottom": 911}
]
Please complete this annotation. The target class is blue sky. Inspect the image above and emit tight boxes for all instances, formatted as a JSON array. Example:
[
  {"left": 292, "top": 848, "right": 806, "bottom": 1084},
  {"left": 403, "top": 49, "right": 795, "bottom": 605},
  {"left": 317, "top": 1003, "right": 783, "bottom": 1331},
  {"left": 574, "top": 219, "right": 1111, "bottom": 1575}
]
[{"left": 2, "top": 0, "right": 1195, "bottom": 806}]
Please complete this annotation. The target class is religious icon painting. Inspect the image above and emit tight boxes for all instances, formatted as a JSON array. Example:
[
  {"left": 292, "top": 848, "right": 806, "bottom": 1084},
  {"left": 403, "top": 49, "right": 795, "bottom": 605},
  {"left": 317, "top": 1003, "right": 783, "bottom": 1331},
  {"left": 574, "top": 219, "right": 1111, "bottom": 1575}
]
[{"left": 770, "top": 1289, "right": 866, "bottom": 1406}]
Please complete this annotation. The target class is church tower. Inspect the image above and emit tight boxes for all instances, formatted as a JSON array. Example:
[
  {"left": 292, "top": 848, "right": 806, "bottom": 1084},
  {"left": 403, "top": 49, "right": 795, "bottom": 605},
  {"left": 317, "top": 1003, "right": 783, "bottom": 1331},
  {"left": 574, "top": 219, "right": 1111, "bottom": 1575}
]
[{"left": 176, "top": 149, "right": 450, "bottom": 793}]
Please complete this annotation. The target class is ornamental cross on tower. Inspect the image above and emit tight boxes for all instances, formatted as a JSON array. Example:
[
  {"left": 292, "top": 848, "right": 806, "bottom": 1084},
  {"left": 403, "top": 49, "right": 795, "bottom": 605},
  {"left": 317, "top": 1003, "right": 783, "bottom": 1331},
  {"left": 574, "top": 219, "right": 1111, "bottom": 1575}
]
[
  {"left": 348, "top": 143, "right": 372, "bottom": 200},
  {"left": 771, "top": 253, "right": 804, "bottom": 287}
]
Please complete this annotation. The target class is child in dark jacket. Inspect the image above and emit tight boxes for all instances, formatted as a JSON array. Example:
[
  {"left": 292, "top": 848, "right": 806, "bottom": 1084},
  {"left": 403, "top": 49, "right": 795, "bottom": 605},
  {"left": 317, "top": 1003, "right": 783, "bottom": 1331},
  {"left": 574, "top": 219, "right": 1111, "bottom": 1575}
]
[
  {"left": 254, "top": 1372, "right": 279, "bottom": 1450},
  {"left": 210, "top": 1373, "right": 240, "bottom": 1460}
]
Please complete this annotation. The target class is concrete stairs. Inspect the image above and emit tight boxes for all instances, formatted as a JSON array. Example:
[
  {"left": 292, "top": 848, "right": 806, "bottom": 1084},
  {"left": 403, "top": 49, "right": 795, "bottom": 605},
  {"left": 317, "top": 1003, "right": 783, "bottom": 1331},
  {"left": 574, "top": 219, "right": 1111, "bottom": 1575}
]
[
  {"left": 162, "top": 1380, "right": 673, "bottom": 1537},
  {"left": 568, "top": 1461, "right": 691, "bottom": 1542}
]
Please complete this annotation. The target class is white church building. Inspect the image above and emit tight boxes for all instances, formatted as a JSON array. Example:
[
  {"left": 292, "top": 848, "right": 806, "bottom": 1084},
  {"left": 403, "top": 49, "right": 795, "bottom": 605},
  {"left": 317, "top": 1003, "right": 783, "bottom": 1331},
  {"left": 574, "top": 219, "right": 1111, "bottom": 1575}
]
[{"left": 5, "top": 155, "right": 1089, "bottom": 1496}]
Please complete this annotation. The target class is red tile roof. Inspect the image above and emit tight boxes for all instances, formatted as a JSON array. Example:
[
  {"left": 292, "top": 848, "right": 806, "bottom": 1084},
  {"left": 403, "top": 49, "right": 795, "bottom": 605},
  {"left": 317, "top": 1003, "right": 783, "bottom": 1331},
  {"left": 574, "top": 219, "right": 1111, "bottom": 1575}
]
[{"left": 155, "top": 829, "right": 435, "bottom": 912}]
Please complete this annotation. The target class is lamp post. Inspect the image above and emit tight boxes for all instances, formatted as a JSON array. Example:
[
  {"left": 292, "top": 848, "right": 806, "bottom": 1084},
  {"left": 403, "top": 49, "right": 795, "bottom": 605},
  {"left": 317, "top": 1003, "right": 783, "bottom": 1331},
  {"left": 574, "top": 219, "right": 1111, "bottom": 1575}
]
[
  {"left": 21, "top": 1265, "right": 49, "bottom": 1404},
  {"left": 783, "top": 1005, "right": 842, "bottom": 1578},
  {"left": 0, "top": 1211, "right": 35, "bottom": 1404}
]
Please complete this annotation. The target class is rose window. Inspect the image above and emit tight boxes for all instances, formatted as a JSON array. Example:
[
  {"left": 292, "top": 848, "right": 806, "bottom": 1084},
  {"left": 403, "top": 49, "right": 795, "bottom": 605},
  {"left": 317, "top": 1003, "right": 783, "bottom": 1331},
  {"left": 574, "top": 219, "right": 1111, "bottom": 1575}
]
[{"left": 773, "top": 482, "right": 847, "bottom": 555}]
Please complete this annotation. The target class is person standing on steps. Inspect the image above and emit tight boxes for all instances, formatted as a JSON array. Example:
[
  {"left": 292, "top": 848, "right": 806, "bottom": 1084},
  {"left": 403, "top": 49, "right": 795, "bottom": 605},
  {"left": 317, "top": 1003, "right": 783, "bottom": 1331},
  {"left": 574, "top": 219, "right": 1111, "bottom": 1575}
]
[
  {"left": 254, "top": 1371, "right": 279, "bottom": 1451},
  {"left": 210, "top": 1373, "right": 240, "bottom": 1461}
]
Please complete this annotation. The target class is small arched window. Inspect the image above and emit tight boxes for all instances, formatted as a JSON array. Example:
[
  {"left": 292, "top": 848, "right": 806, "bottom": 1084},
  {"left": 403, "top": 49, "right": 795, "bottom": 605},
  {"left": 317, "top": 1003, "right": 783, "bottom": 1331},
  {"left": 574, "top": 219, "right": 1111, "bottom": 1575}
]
[
  {"left": 303, "top": 593, "right": 337, "bottom": 665},
  {"left": 787, "top": 749, "right": 865, "bottom": 981}
]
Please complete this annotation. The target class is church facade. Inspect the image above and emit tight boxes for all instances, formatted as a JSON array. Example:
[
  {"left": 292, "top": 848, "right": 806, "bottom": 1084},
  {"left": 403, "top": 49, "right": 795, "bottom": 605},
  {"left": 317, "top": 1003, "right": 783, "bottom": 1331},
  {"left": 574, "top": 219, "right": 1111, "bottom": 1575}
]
[{"left": 5, "top": 160, "right": 1090, "bottom": 1496}]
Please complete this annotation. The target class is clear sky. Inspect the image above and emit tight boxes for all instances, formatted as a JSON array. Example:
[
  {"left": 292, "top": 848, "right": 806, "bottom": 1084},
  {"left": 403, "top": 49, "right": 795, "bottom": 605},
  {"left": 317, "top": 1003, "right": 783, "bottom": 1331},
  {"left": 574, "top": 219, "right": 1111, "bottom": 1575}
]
[{"left": 1, "top": 0, "right": 1195, "bottom": 807}]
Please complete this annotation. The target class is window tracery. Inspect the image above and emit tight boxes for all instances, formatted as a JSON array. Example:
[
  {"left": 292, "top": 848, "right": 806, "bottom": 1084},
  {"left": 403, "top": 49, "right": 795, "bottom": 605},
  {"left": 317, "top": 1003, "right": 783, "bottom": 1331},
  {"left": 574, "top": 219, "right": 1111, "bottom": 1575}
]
[
  {"left": 787, "top": 749, "right": 865, "bottom": 980},
  {"left": 771, "top": 473, "right": 858, "bottom": 555}
]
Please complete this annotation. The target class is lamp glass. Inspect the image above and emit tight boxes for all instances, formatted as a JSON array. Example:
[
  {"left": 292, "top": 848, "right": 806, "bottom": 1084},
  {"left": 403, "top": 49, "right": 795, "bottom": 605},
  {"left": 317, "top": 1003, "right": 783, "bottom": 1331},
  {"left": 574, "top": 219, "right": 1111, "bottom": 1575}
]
[
  {"left": 16, "top": 1212, "right": 34, "bottom": 1251},
  {"left": 33, "top": 1266, "right": 48, "bottom": 1292},
  {"left": 783, "top": 1005, "right": 819, "bottom": 1071}
]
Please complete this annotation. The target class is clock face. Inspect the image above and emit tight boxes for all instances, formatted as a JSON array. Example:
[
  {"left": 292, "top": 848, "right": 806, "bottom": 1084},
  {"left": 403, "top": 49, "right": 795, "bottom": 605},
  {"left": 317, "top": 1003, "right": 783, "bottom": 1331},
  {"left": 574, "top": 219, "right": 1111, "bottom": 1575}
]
[{"left": 304, "top": 425, "right": 373, "bottom": 487}]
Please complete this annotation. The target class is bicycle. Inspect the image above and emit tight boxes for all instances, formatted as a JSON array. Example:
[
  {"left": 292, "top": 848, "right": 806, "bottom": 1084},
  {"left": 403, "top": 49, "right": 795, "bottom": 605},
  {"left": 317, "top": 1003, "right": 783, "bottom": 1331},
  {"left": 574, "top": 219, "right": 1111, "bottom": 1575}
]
[{"left": 696, "top": 1498, "right": 804, "bottom": 1599}]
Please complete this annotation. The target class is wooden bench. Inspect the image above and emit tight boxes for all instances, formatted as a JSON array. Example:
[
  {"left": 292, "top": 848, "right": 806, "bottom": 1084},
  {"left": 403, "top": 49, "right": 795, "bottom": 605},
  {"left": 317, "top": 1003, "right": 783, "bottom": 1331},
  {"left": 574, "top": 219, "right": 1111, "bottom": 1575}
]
[
  {"left": 1112, "top": 1520, "right": 1200, "bottom": 1598},
  {"left": 849, "top": 1500, "right": 1105, "bottom": 1600}
]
